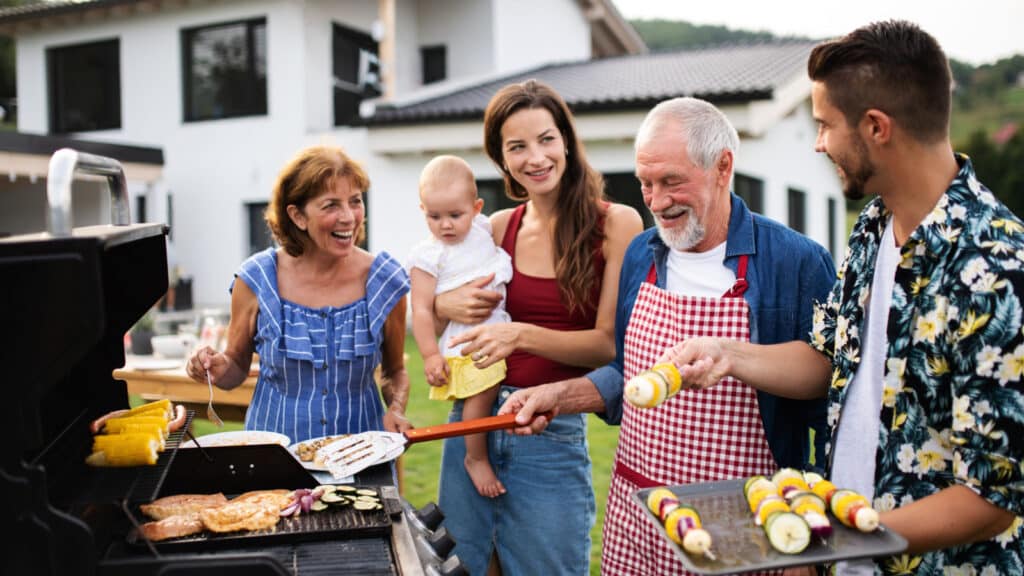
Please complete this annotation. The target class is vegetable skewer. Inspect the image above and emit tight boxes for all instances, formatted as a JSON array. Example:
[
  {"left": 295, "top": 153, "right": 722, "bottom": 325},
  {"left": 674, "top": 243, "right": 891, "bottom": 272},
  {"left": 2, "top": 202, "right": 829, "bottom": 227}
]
[{"left": 646, "top": 488, "right": 716, "bottom": 559}]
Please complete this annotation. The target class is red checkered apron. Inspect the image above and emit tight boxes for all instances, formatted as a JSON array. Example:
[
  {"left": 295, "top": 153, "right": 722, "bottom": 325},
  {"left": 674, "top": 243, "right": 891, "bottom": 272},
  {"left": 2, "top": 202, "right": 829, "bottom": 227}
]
[{"left": 601, "top": 256, "right": 778, "bottom": 576}]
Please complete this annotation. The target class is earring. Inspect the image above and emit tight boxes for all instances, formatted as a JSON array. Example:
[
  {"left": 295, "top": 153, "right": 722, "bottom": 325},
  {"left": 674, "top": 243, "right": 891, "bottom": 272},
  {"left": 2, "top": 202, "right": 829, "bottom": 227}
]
[
  {"left": 565, "top": 148, "right": 570, "bottom": 157},
  {"left": 503, "top": 164, "right": 509, "bottom": 172}
]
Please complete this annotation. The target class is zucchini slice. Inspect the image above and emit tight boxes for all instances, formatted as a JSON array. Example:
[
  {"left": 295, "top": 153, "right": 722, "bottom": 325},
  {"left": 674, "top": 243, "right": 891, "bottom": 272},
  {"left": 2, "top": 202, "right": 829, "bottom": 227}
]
[{"left": 764, "top": 511, "right": 811, "bottom": 554}]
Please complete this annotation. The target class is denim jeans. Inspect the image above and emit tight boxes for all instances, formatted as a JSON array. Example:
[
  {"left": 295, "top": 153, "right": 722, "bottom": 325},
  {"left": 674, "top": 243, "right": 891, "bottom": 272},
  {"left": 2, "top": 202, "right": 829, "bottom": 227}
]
[{"left": 438, "top": 385, "right": 596, "bottom": 575}]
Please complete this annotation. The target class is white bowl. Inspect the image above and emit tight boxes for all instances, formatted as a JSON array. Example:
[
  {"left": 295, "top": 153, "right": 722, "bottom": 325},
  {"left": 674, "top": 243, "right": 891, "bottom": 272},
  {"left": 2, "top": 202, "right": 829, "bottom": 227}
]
[{"left": 150, "top": 334, "right": 196, "bottom": 358}]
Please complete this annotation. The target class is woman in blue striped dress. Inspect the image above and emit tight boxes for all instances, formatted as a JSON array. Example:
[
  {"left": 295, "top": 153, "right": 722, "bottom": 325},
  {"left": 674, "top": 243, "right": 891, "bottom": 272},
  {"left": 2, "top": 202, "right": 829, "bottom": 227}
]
[{"left": 186, "top": 145, "right": 412, "bottom": 443}]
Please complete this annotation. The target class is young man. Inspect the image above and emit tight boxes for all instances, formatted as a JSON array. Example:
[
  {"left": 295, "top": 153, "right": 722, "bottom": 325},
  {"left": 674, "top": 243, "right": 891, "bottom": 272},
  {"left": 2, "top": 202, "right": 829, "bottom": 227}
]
[
  {"left": 655, "top": 20, "right": 1023, "bottom": 575},
  {"left": 499, "top": 96, "right": 835, "bottom": 575}
]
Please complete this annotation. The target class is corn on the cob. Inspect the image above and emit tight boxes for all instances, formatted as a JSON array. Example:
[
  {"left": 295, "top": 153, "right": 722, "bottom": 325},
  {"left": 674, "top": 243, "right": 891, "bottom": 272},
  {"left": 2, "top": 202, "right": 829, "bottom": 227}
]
[
  {"left": 124, "top": 399, "right": 173, "bottom": 419},
  {"left": 96, "top": 426, "right": 166, "bottom": 451},
  {"left": 104, "top": 416, "right": 169, "bottom": 437},
  {"left": 87, "top": 435, "right": 159, "bottom": 466},
  {"left": 93, "top": 431, "right": 163, "bottom": 451}
]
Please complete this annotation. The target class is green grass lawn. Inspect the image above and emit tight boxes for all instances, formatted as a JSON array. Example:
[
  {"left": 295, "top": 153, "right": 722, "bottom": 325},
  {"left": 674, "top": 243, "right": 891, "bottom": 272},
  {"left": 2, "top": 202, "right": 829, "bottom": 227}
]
[{"left": 176, "top": 334, "right": 617, "bottom": 575}]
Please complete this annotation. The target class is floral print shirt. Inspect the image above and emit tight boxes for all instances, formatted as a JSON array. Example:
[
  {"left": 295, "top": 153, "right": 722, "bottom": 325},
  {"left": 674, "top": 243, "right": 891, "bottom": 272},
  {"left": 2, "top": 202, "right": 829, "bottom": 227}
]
[{"left": 811, "top": 155, "right": 1024, "bottom": 575}]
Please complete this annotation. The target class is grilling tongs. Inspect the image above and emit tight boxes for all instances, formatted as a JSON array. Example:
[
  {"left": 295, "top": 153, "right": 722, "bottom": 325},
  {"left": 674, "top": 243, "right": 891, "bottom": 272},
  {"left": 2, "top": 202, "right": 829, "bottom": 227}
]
[{"left": 318, "top": 412, "right": 548, "bottom": 479}]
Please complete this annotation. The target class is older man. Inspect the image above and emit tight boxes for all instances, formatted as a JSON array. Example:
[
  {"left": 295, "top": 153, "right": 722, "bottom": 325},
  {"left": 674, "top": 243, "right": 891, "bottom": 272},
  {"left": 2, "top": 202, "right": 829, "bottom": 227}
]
[
  {"left": 661, "top": 21, "right": 1024, "bottom": 575},
  {"left": 500, "top": 97, "right": 836, "bottom": 575}
]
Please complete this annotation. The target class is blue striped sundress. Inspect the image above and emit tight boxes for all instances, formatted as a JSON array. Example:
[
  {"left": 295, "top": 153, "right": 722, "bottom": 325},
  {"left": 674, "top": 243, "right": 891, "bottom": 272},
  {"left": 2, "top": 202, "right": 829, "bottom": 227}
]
[{"left": 233, "top": 248, "right": 410, "bottom": 443}]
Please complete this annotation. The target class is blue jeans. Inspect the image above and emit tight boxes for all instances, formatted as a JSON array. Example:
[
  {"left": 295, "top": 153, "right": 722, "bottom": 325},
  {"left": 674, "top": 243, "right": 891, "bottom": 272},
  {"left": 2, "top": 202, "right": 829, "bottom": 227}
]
[{"left": 438, "top": 386, "right": 596, "bottom": 575}]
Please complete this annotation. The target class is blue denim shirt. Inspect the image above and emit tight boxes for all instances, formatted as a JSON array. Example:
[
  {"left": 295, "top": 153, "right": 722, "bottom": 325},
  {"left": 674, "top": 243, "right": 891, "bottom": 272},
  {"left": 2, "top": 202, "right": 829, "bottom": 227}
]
[{"left": 589, "top": 194, "right": 836, "bottom": 470}]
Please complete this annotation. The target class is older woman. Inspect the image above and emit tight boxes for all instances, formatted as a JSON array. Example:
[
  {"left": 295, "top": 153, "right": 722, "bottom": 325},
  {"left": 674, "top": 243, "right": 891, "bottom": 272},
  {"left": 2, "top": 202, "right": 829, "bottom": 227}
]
[
  {"left": 186, "top": 145, "right": 411, "bottom": 442},
  {"left": 435, "top": 80, "right": 643, "bottom": 575}
]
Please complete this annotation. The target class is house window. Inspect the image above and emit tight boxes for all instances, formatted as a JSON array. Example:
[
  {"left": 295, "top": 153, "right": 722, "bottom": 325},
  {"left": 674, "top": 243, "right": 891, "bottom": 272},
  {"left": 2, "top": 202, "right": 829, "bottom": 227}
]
[
  {"left": 734, "top": 173, "right": 764, "bottom": 214},
  {"left": 183, "top": 18, "right": 267, "bottom": 122},
  {"left": 421, "top": 45, "right": 446, "bottom": 85},
  {"left": 476, "top": 179, "right": 519, "bottom": 217},
  {"left": 828, "top": 197, "right": 838, "bottom": 257},
  {"left": 246, "top": 202, "right": 273, "bottom": 255},
  {"left": 135, "top": 195, "right": 147, "bottom": 224},
  {"left": 788, "top": 187, "right": 807, "bottom": 233},
  {"left": 333, "top": 23, "right": 380, "bottom": 126},
  {"left": 166, "top": 193, "right": 175, "bottom": 240},
  {"left": 604, "top": 172, "right": 654, "bottom": 229},
  {"left": 47, "top": 39, "right": 121, "bottom": 133}
]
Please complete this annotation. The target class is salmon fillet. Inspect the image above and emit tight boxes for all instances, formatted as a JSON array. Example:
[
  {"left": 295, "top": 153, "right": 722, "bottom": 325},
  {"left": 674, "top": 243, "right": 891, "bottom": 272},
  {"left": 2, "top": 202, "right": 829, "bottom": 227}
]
[
  {"left": 140, "top": 493, "right": 228, "bottom": 520},
  {"left": 139, "top": 512, "right": 205, "bottom": 541}
]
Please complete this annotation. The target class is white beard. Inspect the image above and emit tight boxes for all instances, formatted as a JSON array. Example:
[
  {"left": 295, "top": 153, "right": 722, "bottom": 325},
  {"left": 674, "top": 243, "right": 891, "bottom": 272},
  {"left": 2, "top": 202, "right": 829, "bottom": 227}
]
[{"left": 656, "top": 212, "right": 705, "bottom": 251}]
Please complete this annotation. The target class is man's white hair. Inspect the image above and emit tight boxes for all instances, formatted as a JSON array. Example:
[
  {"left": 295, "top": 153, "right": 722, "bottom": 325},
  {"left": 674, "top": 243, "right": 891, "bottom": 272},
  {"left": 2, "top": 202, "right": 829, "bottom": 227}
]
[{"left": 634, "top": 97, "right": 740, "bottom": 170}]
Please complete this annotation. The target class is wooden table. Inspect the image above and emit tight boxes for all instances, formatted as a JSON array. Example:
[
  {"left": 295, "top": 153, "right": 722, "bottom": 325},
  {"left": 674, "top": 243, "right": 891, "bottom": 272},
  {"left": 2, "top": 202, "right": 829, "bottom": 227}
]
[{"left": 114, "top": 359, "right": 257, "bottom": 422}]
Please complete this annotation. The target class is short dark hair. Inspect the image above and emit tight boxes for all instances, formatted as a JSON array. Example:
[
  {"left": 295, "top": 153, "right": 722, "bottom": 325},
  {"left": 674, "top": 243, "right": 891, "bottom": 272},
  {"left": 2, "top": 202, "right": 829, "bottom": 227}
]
[
  {"left": 807, "top": 20, "right": 952, "bottom": 143},
  {"left": 265, "top": 145, "right": 370, "bottom": 256}
]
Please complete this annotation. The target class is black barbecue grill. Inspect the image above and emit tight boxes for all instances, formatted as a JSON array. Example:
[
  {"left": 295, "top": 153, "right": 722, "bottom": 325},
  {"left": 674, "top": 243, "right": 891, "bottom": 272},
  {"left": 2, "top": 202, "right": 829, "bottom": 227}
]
[{"left": 0, "top": 149, "right": 465, "bottom": 576}]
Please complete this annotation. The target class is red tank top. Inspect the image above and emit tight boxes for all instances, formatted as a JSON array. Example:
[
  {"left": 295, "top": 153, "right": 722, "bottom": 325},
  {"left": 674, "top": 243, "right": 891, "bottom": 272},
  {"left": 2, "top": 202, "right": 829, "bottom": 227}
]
[{"left": 500, "top": 203, "right": 605, "bottom": 388}]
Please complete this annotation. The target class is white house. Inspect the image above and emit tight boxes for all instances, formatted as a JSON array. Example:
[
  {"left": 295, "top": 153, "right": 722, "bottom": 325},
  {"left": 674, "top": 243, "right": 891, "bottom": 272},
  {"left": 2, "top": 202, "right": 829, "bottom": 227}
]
[{"left": 0, "top": 0, "right": 842, "bottom": 310}]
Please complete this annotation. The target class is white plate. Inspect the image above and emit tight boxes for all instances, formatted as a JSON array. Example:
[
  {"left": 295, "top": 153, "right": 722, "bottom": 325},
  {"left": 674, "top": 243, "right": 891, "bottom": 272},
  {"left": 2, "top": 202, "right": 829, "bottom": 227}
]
[
  {"left": 287, "top": 435, "right": 353, "bottom": 471},
  {"left": 181, "top": 430, "right": 291, "bottom": 448},
  {"left": 124, "top": 357, "right": 183, "bottom": 371}
]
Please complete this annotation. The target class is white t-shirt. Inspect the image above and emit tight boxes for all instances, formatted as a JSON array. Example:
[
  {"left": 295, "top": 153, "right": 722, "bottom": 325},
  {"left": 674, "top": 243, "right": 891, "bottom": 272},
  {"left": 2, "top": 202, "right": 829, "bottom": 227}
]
[
  {"left": 832, "top": 217, "right": 899, "bottom": 576},
  {"left": 407, "top": 214, "right": 513, "bottom": 357},
  {"left": 665, "top": 241, "right": 734, "bottom": 297}
]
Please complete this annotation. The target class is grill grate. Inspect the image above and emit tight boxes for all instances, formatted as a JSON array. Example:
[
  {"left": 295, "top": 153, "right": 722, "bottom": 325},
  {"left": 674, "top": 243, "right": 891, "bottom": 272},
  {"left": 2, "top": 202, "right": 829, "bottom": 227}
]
[
  {"left": 133, "top": 501, "right": 391, "bottom": 552},
  {"left": 126, "top": 411, "right": 195, "bottom": 503},
  {"left": 280, "top": 539, "right": 397, "bottom": 575},
  {"left": 102, "top": 538, "right": 399, "bottom": 576}
]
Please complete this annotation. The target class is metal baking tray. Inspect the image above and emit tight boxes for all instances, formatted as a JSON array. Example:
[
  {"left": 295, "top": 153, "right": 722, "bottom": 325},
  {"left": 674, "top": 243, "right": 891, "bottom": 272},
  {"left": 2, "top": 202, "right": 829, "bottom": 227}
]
[{"left": 633, "top": 479, "right": 908, "bottom": 575}]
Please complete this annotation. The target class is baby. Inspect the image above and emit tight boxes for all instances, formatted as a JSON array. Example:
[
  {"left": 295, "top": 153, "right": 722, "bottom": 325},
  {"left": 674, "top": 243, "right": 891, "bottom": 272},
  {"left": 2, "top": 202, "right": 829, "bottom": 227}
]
[{"left": 408, "top": 155, "right": 513, "bottom": 498}]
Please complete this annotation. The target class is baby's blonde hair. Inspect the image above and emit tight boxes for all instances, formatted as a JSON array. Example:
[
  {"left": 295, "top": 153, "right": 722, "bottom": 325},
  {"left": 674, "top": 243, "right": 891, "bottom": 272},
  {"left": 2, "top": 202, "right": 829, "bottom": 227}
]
[{"left": 418, "top": 155, "right": 477, "bottom": 202}]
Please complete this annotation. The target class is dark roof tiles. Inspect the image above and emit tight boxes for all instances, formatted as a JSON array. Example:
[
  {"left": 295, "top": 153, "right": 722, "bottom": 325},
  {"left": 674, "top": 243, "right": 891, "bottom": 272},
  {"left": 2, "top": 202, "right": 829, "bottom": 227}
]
[{"left": 368, "top": 40, "right": 817, "bottom": 125}]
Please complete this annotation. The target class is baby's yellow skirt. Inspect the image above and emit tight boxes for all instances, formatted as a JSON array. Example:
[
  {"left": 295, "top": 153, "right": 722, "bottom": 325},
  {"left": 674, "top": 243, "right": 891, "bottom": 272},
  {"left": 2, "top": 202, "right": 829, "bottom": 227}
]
[{"left": 429, "top": 355, "right": 507, "bottom": 401}]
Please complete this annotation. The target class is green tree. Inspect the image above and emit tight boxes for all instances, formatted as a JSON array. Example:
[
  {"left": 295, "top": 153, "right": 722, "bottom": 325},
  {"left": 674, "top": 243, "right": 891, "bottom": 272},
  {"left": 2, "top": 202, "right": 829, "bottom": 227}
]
[
  {"left": 629, "top": 18, "right": 793, "bottom": 52},
  {"left": 961, "top": 129, "right": 1024, "bottom": 219}
]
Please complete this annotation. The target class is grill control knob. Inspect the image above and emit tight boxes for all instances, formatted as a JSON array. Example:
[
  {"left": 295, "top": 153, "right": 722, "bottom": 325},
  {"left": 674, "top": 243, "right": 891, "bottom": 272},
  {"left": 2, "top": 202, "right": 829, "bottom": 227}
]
[
  {"left": 428, "top": 553, "right": 468, "bottom": 573},
  {"left": 425, "top": 525, "right": 456, "bottom": 559},
  {"left": 415, "top": 501, "right": 444, "bottom": 531}
]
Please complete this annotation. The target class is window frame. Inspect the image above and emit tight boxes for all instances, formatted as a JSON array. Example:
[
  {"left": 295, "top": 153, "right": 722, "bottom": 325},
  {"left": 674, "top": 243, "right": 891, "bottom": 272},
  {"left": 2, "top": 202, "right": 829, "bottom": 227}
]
[
  {"left": 787, "top": 187, "right": 807, "bottom": 234},
  {"left": 420, "top": 44, "right": 447, "bottom": 85},
  {"left": 332, "top": 22, "right": 379, "bottom": 126},
  {"left": 734, "top": 173, "right": 764, "bottom": 214},
  {"left": 47, "top": 38, "right": 121, "bottom": 133},
  {"left": 245, "top": 201, "right": 273, "bottom": 256},
  {"left": 181, "top": 17, "right": 268, "bottom": 123}
]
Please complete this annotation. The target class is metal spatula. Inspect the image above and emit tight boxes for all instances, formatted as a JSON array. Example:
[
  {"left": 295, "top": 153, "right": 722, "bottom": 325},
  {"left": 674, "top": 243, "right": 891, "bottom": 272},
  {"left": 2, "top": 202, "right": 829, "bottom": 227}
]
[{"left": 319, "top": 412, "right": 541, "bottom": 479}]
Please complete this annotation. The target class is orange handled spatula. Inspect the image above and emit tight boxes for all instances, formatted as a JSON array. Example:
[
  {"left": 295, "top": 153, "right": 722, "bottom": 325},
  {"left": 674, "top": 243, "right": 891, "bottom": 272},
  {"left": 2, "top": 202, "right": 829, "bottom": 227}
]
[{"left": 318, "top": 412, "right": 547, "bottom": 479}]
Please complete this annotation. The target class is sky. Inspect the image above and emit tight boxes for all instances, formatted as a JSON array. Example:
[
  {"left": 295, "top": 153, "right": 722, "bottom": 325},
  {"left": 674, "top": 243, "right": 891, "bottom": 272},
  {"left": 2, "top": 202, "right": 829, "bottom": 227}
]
[{"left": 612, "top": 0, "right": 1022, "bottom": 66}]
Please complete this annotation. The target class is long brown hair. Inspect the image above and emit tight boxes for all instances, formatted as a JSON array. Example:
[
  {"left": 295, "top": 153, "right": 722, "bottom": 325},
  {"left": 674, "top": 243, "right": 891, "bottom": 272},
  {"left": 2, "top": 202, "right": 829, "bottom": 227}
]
[{"left": 483, "top": 80, "right": 606, "bottom": 313}]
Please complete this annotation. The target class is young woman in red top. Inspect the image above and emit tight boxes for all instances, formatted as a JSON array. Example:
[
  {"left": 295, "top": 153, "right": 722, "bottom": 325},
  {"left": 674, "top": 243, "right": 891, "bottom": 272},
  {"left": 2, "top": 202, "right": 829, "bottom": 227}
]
[{"left": 434, "top": 80, "right": 642, "bottom": 575}]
